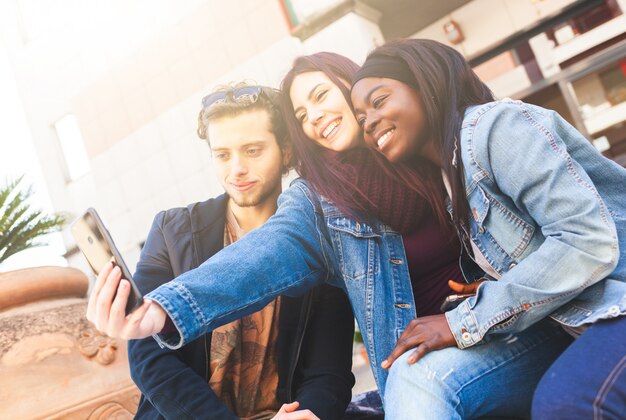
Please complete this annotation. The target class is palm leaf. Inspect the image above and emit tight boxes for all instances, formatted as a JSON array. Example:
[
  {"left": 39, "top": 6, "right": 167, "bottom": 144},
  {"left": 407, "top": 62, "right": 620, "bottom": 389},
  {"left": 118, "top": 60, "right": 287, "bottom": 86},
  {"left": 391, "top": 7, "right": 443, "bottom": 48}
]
[
  {"left": 0, "top": 175, "right": 23, "bottom": 209},
  {"left": 0, "top": 176, "right": 66, "bottom": 265}
]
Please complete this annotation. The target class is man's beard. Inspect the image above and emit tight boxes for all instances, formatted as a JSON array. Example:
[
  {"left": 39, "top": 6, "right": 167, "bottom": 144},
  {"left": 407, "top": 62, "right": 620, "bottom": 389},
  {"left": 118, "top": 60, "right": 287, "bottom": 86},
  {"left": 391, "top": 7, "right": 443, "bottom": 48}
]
[{"left": 229, "top": 182, "right": 279, "bottom": 208}]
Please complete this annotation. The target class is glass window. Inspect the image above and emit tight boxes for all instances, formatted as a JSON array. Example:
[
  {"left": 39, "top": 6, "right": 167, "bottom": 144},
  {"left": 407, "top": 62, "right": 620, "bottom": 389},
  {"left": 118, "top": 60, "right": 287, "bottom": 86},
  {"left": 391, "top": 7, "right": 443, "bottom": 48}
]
[{"left": 54, "top": 114, "right": 91, "bottom": 182}]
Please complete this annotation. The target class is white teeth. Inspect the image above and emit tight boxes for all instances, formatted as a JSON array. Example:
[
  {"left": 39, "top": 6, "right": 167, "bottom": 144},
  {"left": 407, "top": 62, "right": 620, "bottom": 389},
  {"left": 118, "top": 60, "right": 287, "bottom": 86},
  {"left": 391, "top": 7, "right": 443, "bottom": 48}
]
[
  {"left": 322, "top": 120, "right": 339, "bottom": 138},
  {"left": 377, "top": 129, "right": 394, "bottom": 148}
]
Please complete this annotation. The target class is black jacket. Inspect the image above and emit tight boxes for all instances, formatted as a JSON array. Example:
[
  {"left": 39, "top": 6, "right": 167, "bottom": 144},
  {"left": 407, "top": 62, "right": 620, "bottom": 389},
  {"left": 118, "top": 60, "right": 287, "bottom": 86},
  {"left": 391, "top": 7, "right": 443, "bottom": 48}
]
[{"left": 128, "top": 195, "right": 355, "bottom": 419}]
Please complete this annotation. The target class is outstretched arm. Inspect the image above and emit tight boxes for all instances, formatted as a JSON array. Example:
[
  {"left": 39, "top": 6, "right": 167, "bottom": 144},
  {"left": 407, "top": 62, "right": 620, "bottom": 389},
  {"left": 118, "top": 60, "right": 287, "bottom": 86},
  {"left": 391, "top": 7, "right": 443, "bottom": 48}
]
[
  {"left": 87, "top": 181, "right": 338, "bottom": 349},
  {"left": 145, "top": 181, "right": 337, "bottom": 349}
]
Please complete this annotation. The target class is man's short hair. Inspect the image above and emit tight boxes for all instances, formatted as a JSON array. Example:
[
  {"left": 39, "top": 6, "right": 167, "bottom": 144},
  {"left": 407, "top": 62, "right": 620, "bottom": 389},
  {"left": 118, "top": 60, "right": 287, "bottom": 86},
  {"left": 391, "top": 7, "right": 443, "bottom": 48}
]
[{"left": 197, "top": 82, "right": 289, "bottom": 157}]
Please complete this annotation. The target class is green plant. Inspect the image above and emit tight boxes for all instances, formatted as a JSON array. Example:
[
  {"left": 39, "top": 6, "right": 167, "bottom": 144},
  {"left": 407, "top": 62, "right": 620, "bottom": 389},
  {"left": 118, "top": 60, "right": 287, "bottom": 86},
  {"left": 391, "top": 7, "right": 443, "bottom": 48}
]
[
  {"left": 0, "top": 175, "right": 66, "bottom": 265},
  {"left": 354, "top": 326, "right": 363, "bottom": 343}
]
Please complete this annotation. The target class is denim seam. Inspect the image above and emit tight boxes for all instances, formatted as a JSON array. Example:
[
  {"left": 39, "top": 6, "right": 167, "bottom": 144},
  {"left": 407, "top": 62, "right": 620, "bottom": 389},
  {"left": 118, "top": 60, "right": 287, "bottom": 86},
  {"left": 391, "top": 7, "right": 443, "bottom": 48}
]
[
  {"left": 457, "top": 301, "right": 481, "bottom": 347},
  {"left": 593, "top": 354, "right": 626, "bottom": 420},
  {"left": 452, "top": 326, "right": 560, "bottom": 413},
  {"left": 174, "top": 282, "right": 208, "bottom": 327},
  {"left": 333, "top": 230, "right": 345, "bottom": 276},
  {"left": 563, "top": 302, "right": 594, "bottom": 316},
  {"left": 479, "top": 279, "right": 619, "bottom": 337},
  {"left": 481, "top": 189, "right": 535, "bottom": 259},
  {"left": 446, "top": 311, "right": 465, "bottom": 349},
  {"left": 462, "top": 101, "right": 500, "bottom": 129},
  {"left": 365, "top": 242, "right": 377, "bottom": 388},
  {"left": 296, "top": 182, "right": 333, "bottom": 283},
  {"left": 520, "top": 105, "right": 619, "bottom": 287},
  {"left": 466, "top": 106, "right": 497, "bottom": 185},
  {"left": 327, "top": 224, "right": 380, "bottom": 238},
  {"left": 482, "top": 233, "right": 508, "bottom": 273}
]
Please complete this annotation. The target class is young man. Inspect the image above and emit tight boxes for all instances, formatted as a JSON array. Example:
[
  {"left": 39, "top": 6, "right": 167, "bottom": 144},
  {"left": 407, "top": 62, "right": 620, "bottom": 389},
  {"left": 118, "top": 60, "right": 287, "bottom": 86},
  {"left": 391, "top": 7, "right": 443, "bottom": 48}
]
[{"left": 125, "top": 84, "right": 355, "bottom": 419}]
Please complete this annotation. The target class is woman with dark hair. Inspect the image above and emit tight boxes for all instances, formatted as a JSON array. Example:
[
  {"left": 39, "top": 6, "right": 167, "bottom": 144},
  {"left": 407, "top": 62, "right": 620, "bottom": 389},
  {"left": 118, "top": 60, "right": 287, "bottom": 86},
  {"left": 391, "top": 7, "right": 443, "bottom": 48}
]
[
  {"left": 351, "top": 38, "right": 626, "bottom": 419},
  {"left": 86, "top": 51, "right": 474, "bottom": 414}
]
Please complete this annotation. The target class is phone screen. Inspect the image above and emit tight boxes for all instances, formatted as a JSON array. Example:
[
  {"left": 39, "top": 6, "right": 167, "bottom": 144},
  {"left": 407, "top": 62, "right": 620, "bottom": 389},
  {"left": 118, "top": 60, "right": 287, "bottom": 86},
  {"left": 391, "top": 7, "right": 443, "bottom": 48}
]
[{"left": 71, "top": 208, "right": 143, "bottom": 314}]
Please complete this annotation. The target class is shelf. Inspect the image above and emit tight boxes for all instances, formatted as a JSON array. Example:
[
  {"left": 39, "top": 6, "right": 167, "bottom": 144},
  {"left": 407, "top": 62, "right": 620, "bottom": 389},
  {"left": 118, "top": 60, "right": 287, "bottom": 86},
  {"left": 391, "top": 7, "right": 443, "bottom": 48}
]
[
  {"left": 584, "top": 101, "right": 626, "bottom": 135},
  {"left": 553, "top": 15, "right": 626, "bottom": 64}
]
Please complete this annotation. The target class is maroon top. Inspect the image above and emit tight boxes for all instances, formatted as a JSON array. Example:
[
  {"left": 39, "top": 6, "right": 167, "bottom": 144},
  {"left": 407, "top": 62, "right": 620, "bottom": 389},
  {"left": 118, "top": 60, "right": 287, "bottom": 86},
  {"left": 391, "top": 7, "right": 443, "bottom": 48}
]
[{"left": 402, "top": 211, "right": 463, "bottom": 317}]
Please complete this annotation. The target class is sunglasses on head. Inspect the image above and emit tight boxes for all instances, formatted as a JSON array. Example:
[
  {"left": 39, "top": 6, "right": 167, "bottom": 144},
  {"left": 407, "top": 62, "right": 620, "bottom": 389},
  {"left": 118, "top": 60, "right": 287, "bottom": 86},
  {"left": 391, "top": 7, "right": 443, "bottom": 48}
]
[{"left": 202, "top": 85, "right": 276, "bottom": 109}]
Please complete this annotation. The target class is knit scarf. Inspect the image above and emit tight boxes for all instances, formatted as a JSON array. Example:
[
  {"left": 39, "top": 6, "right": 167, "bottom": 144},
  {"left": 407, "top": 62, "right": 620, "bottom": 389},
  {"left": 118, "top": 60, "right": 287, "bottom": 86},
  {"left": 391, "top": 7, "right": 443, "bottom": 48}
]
[{"left": 323, "top": 148, "right": 435, "bottom": 235}]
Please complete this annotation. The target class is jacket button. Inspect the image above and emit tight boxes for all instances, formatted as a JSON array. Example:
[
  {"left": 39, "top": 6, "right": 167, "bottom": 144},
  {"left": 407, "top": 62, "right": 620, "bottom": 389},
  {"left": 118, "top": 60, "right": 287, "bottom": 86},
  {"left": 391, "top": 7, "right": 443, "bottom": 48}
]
[
  {"left": 355, "top": 222, "right": 361, "bottom": 231},
  {"left": 478, "top": 226, "right": 485, "bottom": 234},
  {"left": 608, "top": 305, "right": 620, "bottom": 317},
  {"left": 509, "top": 263, "right": 517, "bottom": 269},
  {"left": 461, "top": 332, "right": 472, "bottom": 342}
]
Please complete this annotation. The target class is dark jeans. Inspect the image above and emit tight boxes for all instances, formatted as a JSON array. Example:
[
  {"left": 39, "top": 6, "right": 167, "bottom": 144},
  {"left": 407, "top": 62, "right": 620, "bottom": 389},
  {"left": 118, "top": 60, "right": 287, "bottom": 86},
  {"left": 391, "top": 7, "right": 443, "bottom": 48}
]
[
  {"left": 532, "top": 316, "right": 626, "bottom": 419},
  {"left": 344, "top": 390, "right": 384, "bottom": 419}
]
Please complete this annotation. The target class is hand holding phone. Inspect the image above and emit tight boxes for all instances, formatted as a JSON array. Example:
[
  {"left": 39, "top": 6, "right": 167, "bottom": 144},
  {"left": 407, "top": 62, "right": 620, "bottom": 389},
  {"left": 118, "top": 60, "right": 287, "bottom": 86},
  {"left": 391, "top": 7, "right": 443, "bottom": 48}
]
[
  {"left": 441, "top": 278, "right": 490, "bottom": 312},
  {"left": 71, "top": 208, "right": 143, "bottom": 314},
  {"left": 85, "top": 261, "right": 165, "bottom": 340},
  {"left": 440, "top": 293, "right": 475, "bottom": 312}
]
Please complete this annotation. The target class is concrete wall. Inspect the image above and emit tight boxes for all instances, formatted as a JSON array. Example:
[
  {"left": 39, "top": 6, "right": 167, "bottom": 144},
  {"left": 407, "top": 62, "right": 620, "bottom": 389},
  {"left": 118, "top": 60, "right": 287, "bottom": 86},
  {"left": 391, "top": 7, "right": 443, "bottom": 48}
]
[{"left": 0, "top": 0, "right": 383, "bottom": 272}]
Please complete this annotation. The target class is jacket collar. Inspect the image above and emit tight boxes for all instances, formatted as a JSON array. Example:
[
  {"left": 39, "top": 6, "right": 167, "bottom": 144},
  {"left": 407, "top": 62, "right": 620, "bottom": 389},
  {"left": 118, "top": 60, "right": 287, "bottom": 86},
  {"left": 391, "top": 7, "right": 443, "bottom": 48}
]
[{"left": 188, "top": 194, "right": 229, "bottom": 268}]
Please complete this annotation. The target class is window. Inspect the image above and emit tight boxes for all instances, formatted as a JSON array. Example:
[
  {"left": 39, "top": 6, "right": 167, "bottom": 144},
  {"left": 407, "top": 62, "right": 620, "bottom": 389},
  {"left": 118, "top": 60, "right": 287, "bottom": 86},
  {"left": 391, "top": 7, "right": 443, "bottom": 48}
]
[{"left": 54, "top": 114, "right": 90, "bottom": 182}]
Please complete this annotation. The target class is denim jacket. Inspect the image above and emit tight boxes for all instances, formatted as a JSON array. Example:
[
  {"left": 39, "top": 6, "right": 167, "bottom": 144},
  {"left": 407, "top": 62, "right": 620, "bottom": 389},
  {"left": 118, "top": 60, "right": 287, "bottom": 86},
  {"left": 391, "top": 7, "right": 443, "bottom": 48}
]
[
  {"left": 146, "top": 180, "right": 416, "bottom": 396},
  {"left": 445, "top": 99, "right": 626, "bottom": 348}
]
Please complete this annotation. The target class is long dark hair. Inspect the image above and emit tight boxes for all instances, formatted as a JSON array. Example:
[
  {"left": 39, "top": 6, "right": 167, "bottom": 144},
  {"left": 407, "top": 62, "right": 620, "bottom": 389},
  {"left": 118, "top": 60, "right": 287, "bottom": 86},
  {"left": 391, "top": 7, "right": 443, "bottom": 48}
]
[
  {"left": 280, "top": 52, "right": 448, "bottom": 226},
  {"left": 361, "top": 39, "right": 494, "bottom": 233}
]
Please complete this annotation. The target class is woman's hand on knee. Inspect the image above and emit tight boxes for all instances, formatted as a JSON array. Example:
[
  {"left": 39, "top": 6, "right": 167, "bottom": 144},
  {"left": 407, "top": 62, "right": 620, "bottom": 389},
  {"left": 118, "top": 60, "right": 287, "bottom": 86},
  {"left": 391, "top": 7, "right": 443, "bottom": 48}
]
[
  {"left": 382, "top": 314, "right": 456, "bottom": 369},
  {"left": 272, "top": 402, "right": 320, "bottom": 420}
]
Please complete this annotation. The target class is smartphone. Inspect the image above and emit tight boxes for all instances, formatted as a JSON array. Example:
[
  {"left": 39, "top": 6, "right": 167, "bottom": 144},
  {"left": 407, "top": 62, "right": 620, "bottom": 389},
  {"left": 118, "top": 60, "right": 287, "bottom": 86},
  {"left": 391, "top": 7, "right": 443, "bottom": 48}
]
[
  {"left": 71, "top": 208, "right": 143, "bottom": 314},
  {"left": 440, "top": 293, "right": 474, "bottom": 312}
]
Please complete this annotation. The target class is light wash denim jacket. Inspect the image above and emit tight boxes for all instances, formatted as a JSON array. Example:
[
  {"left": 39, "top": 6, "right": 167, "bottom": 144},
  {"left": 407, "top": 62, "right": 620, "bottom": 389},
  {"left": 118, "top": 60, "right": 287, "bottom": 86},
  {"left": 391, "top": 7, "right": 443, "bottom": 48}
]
[
  {"left": 445, "top": 99, "right": 626, "bottom": 349},
  {"left": 146, "top": 99, "right": 626, "bottom": 395}
]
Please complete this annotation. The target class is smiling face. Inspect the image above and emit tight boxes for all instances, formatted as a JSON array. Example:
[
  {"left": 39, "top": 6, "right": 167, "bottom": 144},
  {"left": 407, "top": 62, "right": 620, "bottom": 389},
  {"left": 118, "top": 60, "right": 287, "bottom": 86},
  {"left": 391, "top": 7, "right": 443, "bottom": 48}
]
[
  {"left": 351, "top": 77, "right": 430, "bottom": 163},
  {"left": 208, "top": 109, "right": 287, "bottom": 209},
  {"left": 290, "top": 71, "right": 361, "bottom": 152}
]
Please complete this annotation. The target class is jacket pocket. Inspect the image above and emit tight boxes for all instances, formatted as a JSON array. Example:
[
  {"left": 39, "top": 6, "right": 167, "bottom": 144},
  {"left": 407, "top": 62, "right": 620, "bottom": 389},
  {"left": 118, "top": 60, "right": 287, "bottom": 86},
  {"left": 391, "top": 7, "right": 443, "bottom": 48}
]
[
  {"left": 327, "top": 216, "right": 379, "bottom": 281},
  {"left": 468, "top": 186, "right": 536, "bottom": 261}
]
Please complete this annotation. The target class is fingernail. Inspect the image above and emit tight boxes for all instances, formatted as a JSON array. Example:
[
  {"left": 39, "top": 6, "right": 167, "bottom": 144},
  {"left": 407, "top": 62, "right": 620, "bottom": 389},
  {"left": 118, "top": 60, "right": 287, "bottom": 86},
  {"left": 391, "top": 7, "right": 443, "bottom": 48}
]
[
  {"left": 381, "top": 360, "right": 389, "bottom": 369},
  {"left": 408, "top": 357, "right": 416, "bottom": 363}
]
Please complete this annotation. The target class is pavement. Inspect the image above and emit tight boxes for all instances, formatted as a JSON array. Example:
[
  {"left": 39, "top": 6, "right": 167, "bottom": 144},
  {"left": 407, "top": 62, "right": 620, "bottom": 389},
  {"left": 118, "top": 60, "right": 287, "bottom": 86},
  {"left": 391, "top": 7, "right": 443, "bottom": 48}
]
[{"left": 352, "top": 343, "right": 377, "bottom": 395}]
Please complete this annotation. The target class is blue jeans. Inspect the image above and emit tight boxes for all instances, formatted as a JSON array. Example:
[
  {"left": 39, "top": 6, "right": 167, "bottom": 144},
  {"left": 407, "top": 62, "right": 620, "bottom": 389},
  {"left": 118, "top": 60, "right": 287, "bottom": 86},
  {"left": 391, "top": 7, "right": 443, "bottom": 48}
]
[
  {"left": 532, "top": 315, "right": 626, "bottom": 419},
  {"left": 384, "top": 319, "right": 572, "bottom": 419}
]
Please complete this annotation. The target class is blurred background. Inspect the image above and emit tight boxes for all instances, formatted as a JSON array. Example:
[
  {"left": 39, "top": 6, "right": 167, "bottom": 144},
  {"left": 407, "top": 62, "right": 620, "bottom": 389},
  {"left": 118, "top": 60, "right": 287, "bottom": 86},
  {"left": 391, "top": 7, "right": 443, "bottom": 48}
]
[{"left": 1, "top": 0, "right": 626, "bottom": 417}]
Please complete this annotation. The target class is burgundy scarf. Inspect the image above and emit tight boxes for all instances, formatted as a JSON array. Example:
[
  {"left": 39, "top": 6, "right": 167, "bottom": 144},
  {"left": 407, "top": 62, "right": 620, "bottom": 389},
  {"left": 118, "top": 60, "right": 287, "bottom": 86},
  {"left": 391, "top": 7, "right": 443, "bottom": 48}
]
[{"left": 323, "top": 148, "right": 436, "bottom": 234}]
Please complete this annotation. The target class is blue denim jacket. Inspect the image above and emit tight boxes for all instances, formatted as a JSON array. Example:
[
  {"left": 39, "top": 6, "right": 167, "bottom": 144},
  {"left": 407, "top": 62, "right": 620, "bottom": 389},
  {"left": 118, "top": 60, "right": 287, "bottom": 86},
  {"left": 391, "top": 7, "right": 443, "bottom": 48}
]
[
  {"left": 146, "top": 180, "right": 415, "bottom": 395},
  {"left": 445, "top": 99, "right": 626, "bottom": 348}
]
